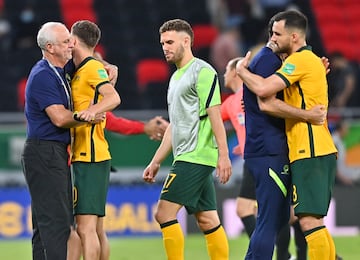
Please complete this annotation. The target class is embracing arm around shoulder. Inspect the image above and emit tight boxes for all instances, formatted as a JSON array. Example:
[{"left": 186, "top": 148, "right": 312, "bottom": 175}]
[
  {"left": 240, "top": 72, "right": 285, "bottom": 98},
  {"left": 236, "top": 51, "right": 286, "bottom": 98},
  {"left": 257, "top": 95, "right": 327, "bottom": 125}
]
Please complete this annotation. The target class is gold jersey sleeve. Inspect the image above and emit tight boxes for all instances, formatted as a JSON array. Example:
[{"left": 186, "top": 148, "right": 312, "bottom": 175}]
[{"left": 275, "top": 47, "right": 337, "bottom": 163}]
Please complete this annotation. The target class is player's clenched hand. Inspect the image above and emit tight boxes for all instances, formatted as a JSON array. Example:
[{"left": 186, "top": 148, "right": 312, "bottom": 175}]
[
  {"left": 235, "top": 51, "right": 251, "bottom": 74},
  {"left": 306, "top": 104, "right": 327, "bottom": 125},
  {"left": 216, "top": 155, "right": 232, "bottom": 184},
  {"left": 143, "top": 162, "right": 161, "bottom": 183}
]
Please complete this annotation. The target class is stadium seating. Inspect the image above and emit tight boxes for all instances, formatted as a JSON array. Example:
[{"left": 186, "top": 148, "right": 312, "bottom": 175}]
[
  {"left": 136, "top": 59, "right": 170, "bottom": 93},
  {"left": 192, "top": 24, "right": 218, "bottom": 61},
  {"left": 59, "top": 0, "right": 97, "bottom": 29},
  {"left": 135, "top": 58, "right": 170, "bottom": 109},
  {"left": 311, "top": 0, "right": 360, "bottom": 62}
]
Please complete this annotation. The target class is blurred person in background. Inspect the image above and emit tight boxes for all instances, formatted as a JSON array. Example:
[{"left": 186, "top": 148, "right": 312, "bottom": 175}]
[
  {"left": 0, "top": 9, "right": 11, "bottom": 52},
  {"left": 258, "top": 0, "right": 294, "bottom": 24},
  {"left": 11, "top": 3, "right": 40, "bottom": 50},
  {"left": 328, "top": 51, "right": 358, "bottom": 108},
  {"left": 331, "top": 119, "right": 360, "bottom": 186},
  {"left": 210, "top": 20, "right": 243, "bottom": 92}
]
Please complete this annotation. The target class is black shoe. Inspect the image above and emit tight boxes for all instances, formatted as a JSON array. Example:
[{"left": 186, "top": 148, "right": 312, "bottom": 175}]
[{"left": 336, "top": 254, "right": 343, "bottom": 260}]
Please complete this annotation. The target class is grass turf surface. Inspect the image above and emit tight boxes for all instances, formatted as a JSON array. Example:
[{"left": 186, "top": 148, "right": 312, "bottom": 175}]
[{"left": 1, "top": 234, "right": 359, "bottom": 259}]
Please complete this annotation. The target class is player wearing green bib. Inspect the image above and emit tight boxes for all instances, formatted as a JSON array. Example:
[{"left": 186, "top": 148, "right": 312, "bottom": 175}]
[{"left": 143, "top": 19, "right": 232, "bottom": 260}]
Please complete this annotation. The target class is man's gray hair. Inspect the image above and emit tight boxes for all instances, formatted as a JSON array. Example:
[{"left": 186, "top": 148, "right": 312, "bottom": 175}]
[{"left": 37, "top": 22, "right": 65, "bottom": 50}]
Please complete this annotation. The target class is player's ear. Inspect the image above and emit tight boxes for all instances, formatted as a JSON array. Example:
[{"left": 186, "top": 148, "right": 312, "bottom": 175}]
[
  {"left": 291, "top": 31, "right": 302, "bottom": 43},
  {"left": 183, "top": 35, "right": 191, "bottom": 48}
]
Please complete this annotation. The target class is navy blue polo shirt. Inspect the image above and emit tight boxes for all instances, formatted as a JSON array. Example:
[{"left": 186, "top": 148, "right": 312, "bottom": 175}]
[
  {"left": 25, "top": 59, "right": 71, "bottom": 144},
  {"left": 243, "top": 46, "right": 288, "bottom": 159}
]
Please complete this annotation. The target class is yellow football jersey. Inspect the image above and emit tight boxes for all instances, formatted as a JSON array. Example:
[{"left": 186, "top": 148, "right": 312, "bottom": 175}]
[
  {"left": 275, "top": 46, "right": 337, "bottom": 163},
  {"left": 71, "top": 57, "right": 111, "bottom": 162}
]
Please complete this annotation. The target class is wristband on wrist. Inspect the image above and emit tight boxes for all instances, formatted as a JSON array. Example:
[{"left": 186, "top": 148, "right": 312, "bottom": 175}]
[{"left": 73, "top": 111, "right": 86, "bottom": 122}]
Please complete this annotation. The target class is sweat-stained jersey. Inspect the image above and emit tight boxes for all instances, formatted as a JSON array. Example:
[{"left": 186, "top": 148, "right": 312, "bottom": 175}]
[
  {"left": 71, "top": 57, "right": 111, "bottom": 162},
  {"left": 275, "top": 46, "right": 337, "bottom": 163}
]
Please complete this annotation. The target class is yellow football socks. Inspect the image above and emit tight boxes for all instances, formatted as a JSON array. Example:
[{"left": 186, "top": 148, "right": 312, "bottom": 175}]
[
  {"left": 305, "top": 226, "right": 333, "bottom": 259},
  {"left": 204, "top": 225, "right": 229, "bottom": 260},
  {"left": 161, "top": 220, "right": 184, "bottom": 260},
  {"left": 324, "top": 227, "right": 336, "bottom": 260}
]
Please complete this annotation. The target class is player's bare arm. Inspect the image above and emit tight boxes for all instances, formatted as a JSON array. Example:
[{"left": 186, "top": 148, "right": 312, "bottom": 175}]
[
  {"left": 236, "top": 51, "right": 286, "bottom": 98},
  {"left": 207, "top": 105, "right": 232, "bottom": 184},
  {"left": 257, "top": 95, "right": 327, "bottom": 125},
  {"left": 77, "top": 83, "right": 120, "bottom": 121},
  {"left": 143, "top": 124, "right": 172, "bottom": 183}
]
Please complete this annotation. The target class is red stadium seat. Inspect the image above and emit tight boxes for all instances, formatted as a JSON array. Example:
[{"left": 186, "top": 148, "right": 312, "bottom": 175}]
[
  {"left": 325, "top": 40, "right": 359, "bottom": 61},
  {"left": 17, "top": 77, "right": 27, "bottom": 110},
  {"left": 192, "top": 24, "right": 219, "bottom": 50},
  {"left": 59, "top": 0, "right": 97, "bottom": 29},
  {"left": 60, "top": 9, "right": 97, "bottom": 29},
  {"left": 311, "top": 0, "right": 340, "bottom": 9},
  {"left": 313, "top": 5, "right": 345, "bottom": 27},
  {"left": 60, "top": 0, "right": 94, "bottom": 8},
  {"left": 319, "top": 24, "right": 351, "bottom": 43},
  {"left": 136, "top": 58, "right": 170, "bottom": 93},
  {"left": 344, "top": 5, "right": 360, "bottom": 25}
]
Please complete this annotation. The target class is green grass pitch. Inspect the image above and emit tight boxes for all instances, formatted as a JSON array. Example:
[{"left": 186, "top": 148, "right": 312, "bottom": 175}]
[{"left": 1, "top": 234, "right": 359, "bottom": 259}]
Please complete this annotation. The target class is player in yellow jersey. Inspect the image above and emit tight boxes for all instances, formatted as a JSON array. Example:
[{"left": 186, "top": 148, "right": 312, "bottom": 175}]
[
  {"left": 236, "top": 10, "right": 337, "bottom": 260},
  {"left": 70, "top": 20, "right": 120, "bottom": 260}
]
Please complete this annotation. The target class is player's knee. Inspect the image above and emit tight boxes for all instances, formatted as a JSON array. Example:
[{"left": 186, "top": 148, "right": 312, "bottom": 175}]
[
  {"left": 196, "top": 211, "right": 220, "bottom": 232},
  {"left": 76, "top": 224, "right": 96, "bottom": 239},
  {"left": 298, "top": 215, "right": 324, "bottom": 232},
  {"left": 154, "top": 209, "right": 172, "bottom": 224},
  {"left": 236, "top": 198, "right": 255, "bottom": 217}
]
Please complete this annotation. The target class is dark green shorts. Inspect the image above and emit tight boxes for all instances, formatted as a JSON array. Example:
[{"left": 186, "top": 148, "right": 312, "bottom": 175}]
[
  {"left": 160, "top": 161, "right": 216, "bottom": 215},
  {"left": 291, "top": 153, "right": 336, "bottom": 216},
  {"left": 73, "top": 160, "right": 111, "bottom": 216}
]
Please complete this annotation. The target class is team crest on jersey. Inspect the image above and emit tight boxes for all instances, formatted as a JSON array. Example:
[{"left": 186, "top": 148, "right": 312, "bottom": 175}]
[
  {"left": 97, "top": 69, "right": 108, "bottom": 79},
  {"left": 282, "top": 63, "right": 295, "bottom": 75}
]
